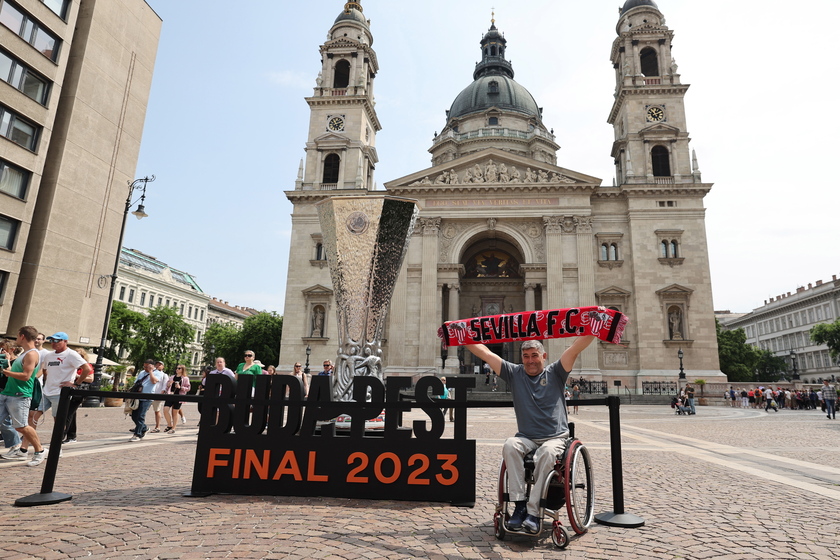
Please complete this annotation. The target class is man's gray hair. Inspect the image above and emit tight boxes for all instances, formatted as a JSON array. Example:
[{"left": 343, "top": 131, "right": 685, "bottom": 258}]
[{"left": 520, "top": 340, "right": 545, "bottom": 354}]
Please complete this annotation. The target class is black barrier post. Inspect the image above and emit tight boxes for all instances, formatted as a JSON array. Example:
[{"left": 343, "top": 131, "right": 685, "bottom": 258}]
[
  {"left": 594, "top": 395, "right": 645, "bottom": 527},
  {"left": 15, "top": 386, "right": 73, "bottom": 506}
]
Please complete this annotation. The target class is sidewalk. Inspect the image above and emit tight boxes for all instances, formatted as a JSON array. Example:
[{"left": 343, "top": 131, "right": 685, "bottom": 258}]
[{"left": 1, "top": 403, "right": 838, "bottom": 559}]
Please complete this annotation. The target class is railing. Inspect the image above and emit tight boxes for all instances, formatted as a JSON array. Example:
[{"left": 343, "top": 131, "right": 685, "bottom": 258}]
[
  {"left": 643, "top": 78, "right": 661, "bottom": 85},
  {"left": 432, "top": 126, "right": 555, "bottom": 146},
  {"left": 320, "top": 183, "right": 338, "bottom": 190},
  {"left": 641, "top": 381, "right": 678, "bottom": 395},
  {"left": 653, "top": 176, "right": 674, "bottom": 185},
  {"left": 331, "top": 89, "right": 346, "bottom": 96},
  {"left": 568, "top": 377, "right": 607, "bottom": 395}
]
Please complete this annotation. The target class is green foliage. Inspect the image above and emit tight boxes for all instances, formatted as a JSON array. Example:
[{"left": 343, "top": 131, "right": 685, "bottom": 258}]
[
  {"left": 716, "top": 319, "right": 760, "bottom": 383},
  {"left": 128, "top": 305, "right": 195, "bottom": 371},
  {"left": 811, "top": 320, "right": 840, "bottom": 361},
  {"left": 202, "top": 312, "right": 283, "bottom": 369},
  {"left": 105, "top": 302, "right": 145, "bottom": 361},
  {"left": 755, "top": 350, "right": 788, "bottom": 382}
]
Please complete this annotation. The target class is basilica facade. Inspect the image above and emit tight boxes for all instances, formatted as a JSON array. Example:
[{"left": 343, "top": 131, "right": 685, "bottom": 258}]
[{"left": 279, "top": 0, "right": 724, "bottom": 388}]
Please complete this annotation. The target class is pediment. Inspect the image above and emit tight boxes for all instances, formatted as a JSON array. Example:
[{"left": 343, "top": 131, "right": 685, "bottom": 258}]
[
  {"left": 385, "top": 148, "right": 600, "bottom": 189},
  {"left": 596, "top": 285, "right": 632, "bottom": 298},
  {"left": 312, "top": 132, "right": 351, "bottom": 148},
  {"left": 655, "top": 284, "right": 694, "bottom": 297},
  {"left": 639, "top": 123, "right": 680, "bottom": 137},
  {"left": 302, "top": 284, "right": 334, "bottom": 297}
]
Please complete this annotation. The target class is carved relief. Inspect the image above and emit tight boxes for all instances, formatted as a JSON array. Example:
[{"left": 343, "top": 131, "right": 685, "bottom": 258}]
[
  {"left": 405, "top": 162, "right": 577, "bottom": 187},
  {"left": 438, "top": 221, "right": 465, "bottom": 261},
  {"left": 561, "top": 216, "right": 577, "bottom": 234},
  {"left": 575, "top": 216, "right": 593, "bottom": 234},
  {"left": 517, "top": 221, "right": 545, "bottom": 262},
  {"left": 543, "top": 216, "right": 563, "bottom": 234},
  {"left": 418, "top": 217, "right": 441, "bottom": 235}
]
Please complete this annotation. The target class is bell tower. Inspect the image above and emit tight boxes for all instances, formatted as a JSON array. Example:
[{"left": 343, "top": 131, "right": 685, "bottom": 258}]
[
  {"left": 299, "top": 1, "right": 380, "bottom": 191},
  {"left": 608, "top": 0, "right": 701, "bottom": 186}
]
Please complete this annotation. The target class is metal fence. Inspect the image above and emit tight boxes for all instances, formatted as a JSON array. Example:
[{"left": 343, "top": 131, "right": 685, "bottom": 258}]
[
  {"left": 641, "top": 381, "right": 678, "bottom": 395},
  {"left": 568, "top": 377, "right": 608, "bottom": 395}
]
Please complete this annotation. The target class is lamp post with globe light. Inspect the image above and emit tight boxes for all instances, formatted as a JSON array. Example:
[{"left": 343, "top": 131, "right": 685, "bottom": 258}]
[{"left": 85, "top": 176, "right": 154, "bottom": 406}]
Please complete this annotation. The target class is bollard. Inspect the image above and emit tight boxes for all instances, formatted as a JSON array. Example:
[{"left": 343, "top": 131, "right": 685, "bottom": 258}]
[{"left": 593, "top": 395, "right": 645, "bottom": 527}]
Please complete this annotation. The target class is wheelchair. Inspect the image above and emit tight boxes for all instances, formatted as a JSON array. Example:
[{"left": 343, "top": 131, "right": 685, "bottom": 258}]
[{"left": 493, "top": 424, "right": 595, "bottom": 549}]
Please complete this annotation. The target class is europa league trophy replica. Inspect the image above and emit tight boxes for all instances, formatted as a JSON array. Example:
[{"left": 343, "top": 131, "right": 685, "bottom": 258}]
[{"left": 316, "top": 196, "right": 419, "bottom": 402}]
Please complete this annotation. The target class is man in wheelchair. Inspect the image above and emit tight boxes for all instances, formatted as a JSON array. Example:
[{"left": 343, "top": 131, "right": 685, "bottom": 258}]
[{"left": 465, "top": 335, "right": 596, "bottom": 533}]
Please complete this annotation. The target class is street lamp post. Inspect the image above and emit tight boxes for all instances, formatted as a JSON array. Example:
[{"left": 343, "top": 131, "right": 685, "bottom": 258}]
[
  {"left": 304, "top": 345, "right": 311, "bottom": 377},
  {"left": 790, "top": 349, "right": 799, "bottom": 380},
  {"left": 86, "top": 176, "right": 155, "bottom": 407},
  {"left": 678, "top": 348, "right": 685, "bottom": 380}
]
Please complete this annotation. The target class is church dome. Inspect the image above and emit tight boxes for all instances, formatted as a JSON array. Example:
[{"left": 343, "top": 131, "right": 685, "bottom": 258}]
[
  {"left": 620, "top": 0, "right": 659, "bottom": 15},
  {"left": 446, "top": 20, "right": 542, "bottom": 122},
  {"left": 334, "top": 1, "right": 369, "bottom": 29},
  {"left": 448, "top": 76, "right": 541, "bottom": 121}
]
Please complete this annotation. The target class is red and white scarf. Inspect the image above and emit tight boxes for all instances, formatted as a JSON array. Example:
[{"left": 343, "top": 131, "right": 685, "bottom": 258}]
[{"left": 438, "top": 306, "right": 628, "bottom": 349}]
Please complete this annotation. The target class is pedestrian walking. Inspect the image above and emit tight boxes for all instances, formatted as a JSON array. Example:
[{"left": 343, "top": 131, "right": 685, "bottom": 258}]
[
  {"left": 821, "top": 379, "right": 836, "bottom": 420},
  {"left": 164, "top": 364, "right": 190, "bottom": 433},
  {"left": 130, "top": 359, "right": 159, "bottom": 441}
]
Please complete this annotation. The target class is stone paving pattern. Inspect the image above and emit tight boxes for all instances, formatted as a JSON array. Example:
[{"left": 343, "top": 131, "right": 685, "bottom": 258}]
[{"left": 1, "top": 401, "right": 839, "bottom": 559}]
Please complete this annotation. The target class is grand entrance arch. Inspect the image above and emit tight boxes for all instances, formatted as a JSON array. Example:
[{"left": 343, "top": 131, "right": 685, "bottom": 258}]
[{"left": 441, "top": 232, "right": 537, "bottom": 373}]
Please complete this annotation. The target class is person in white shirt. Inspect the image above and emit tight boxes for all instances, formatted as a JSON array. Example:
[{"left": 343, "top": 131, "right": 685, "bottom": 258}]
[
  {"left": 38, "top": 332, "right": 92, "bottom": 445},
  {"left": 149, "top": 361, "right": 170, "bottom": 433}
]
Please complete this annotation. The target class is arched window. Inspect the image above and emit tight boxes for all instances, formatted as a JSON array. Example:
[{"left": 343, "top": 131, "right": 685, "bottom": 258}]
[
  {"left": 490, "top": 46, "right": 497, "bottom": 56},
  {"left": 315, "top": 242, "right": 325, "bottom": 261},
  {"left": 323, "top": 153, "right": 340, "bottom": 184},
  {"left": 670, "top": 240, "right": 679, "bottom": 258},
  {"left": 651, "top": 145, "right": 671, "bottom": 177},
  {"left": 661, "top": 240, "right": 669, "bottom": 258},
  {"left": 333, "top": 60, "right": 350, "bottom": 88},
  {"left": 488, "top": 81, "right": 499, "bottom": 94},
  {"left": 600, "top": 244, "right": 608, "bottom": 261},
  {"left": 640, "top": 47, "right": 659, "bottom": 77},
  {"left": 610, "top": 243, "right": 619, "bottom": 261}
]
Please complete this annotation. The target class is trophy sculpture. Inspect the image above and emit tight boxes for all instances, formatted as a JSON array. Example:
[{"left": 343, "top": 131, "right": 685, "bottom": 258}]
[{"left": 316, "top": 196, "right": 418, "bottom": 401}]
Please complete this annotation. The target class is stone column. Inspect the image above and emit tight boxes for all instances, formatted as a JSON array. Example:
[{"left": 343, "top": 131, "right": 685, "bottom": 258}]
[
  {"left": 446, "top": 283, "right": 460, "bottom": 367},
  {"left": 419, "top": 217, "right": 441, "bottom": 368},
  {"left": 524, "top": 283, "right": 536, "bottom": 312},
  {"left": 543, "top": 216, "right": 564, "bottom": 357},
  {"left": 575, "top": 216, "right": 599, "bottom": 372}
]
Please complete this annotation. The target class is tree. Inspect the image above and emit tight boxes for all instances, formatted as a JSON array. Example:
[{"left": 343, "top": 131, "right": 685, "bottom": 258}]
[
  {"left": 811, "top": 319, "right": 840, "bottom": 361},
  {"left": 716, "top": 319, "right": 760, "bottom": 383},
  {"left": 201, "top": 312, "right": 283, "bottom": 370},
  {"left": 238, "top": 312, "right": 283, "bottom": 367},
  {"left": 203, "top": 322, "right": 242, "bottom": 369},
  {"left": 105, "top": 301, "right": 145, "bottom": 361},
  {"left": 755, "top": 349, "right": 788, "bottom": 382},
  {"left": 129, "top": 306, "right": 195, "bottom": 371}
]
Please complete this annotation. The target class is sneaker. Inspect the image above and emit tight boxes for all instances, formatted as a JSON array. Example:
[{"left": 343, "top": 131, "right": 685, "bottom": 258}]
[
  {"left": 507, "top": 501, "right": 528, "bottom": 530},
  {"left": 129, "top": 435, "right": 142, "bottom": 442},
  {"left": 522, "top": 514, "right": 540, "bottom": 534},
  {"left": 26, "top": 450, "right": 46, "bottom": 467},
  {"left": 63, "top": 437, "right": 77, "bottom": 444},
  {"left": 181, "top": 416, "right": 186, "bottom": 424},
  {"left": 1, "top": 448, "right": 28, "bottom": 461}
]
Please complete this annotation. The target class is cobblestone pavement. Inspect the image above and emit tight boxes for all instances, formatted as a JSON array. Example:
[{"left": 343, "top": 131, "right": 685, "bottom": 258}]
[{"left": 1, "top": 401, "right": 839, "bottom": 559}]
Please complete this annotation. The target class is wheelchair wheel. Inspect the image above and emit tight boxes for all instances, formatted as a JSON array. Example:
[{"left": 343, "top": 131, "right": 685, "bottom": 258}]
[
  {"left": 564, "top": 439, "right": 595, "bottom": 535},
  {"left": 494, "top": 460, "right": 508, "bottom": 540},
  {"left": 551, "top": 521, "right": 570, "bottom": 549}
]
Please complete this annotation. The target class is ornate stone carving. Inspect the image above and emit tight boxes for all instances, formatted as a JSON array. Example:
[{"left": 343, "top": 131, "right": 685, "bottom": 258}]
[
  {"left": 487, "top": 217, "right": 497, "bottom": 231},
  {"left": 543, "top": 216, "right": 563, "bottom": 234},
  {"left": 419, "top": 217, "right": 441, "bottom": 235},
  {"left": 438, "top": 221, "right": 465, "bottom": 261},
  {"left": 485, "top": 159, "right": 498, "bottom": 182},
  {"left": 575, "top": 216, "right": 593, "bottom": 234},
  {"left": 561, "top": 216, "right": 577, "bottom": 234},
  {"left": 509, "top": 165, "right": 521, "bottom": 183}
]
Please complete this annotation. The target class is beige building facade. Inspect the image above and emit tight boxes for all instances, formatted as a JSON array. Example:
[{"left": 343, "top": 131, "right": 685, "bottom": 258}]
[
  {"left": 720, "top": 276, "right": 840, "bottom": 383},
  {"left": 0, "top": 0, "right": 161, "bottom": 344},
  {"left": 279, "top": 1, "right": 724, "bottom": 389}
]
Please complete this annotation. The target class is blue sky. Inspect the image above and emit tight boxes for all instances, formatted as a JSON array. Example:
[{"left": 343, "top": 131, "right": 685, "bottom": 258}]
[{"left": 130, "top": 0, "right": 839, "bottom": 315}]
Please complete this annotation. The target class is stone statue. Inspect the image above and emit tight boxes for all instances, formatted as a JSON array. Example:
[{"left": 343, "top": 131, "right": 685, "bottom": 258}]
[
  {"left": 669, "top": 308, "right": 683, "bottom": 340},
  {"left": 538, "top": 169, "right": 549, "bottom": 183},
  {"left": 623, "top": 60, "right": 631, "bottom": 76},
  {"left": 312, "top": 307, "right": 324, "bottom": 337},
  {"left": 463, "top": 168, "right": 473, "bottom": 183},
  {"left": 485, "top": 159, "right": 498, "bottom": 182},
  {"left": 316, "top": 71, "right": 323, "bottom": 87},
  {"left": 498, "top": 163, "right": 509, "bottom": 183},
  {"left": 670, "top": 58, "right": 679, "bottom": 74},
  {"left": 448, "top": 169, "right": 459, "bottom": 184},
  {"left": 524, "top": 167, "right": 536, "bottom": 183},
  {"left": 509, "top": 166, "right": 520, "bottom": 183},
  {"left": 435, "top": 172, "right": 447, "bottom": 184},
  {"left": 472, "top": 164, "right": 484, "bottom": 183}
]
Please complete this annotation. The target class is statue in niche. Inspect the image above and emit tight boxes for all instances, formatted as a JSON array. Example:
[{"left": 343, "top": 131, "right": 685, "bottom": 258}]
[
  {"left": 312, "top": 307, "right": 325, "bottom": 337},
  {"left": 669, "top": 308, "right": 683, "bottom": 340},
  {"left": 485, "top": 159, "right": 498, "bottom": 182},
  {"left": 499, "top": 163, "right": 509, "bottom": 183},
  {"left": 509, "top": 166, "right": 521, "bottom": 183}
]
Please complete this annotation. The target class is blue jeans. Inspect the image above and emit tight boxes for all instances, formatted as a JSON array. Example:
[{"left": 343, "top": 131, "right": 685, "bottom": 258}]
[
  {"left": 826, "top": 399, "right": 836, "bottom": 419},
  {"left": 131, "top": 399, "right": 152, "bottom": 436},
  {"left": 688, "top": 398, "right": 696, "bottom": 414},
  {"left": 1, "top": 411, "right": 21, "bottom": 448}
]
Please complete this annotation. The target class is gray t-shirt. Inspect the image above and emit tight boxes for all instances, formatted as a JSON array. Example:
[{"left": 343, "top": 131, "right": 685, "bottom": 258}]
[{"left": 500, "top": 359, "right": 570, "bottom": 440}]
